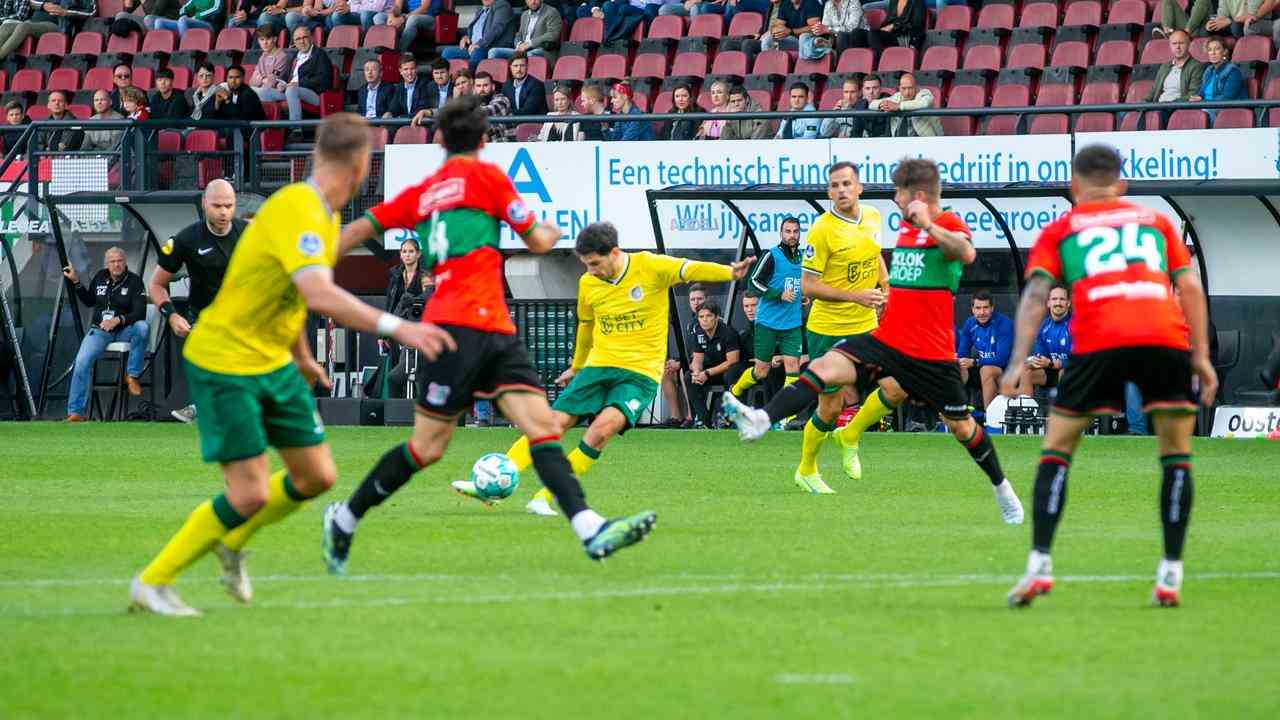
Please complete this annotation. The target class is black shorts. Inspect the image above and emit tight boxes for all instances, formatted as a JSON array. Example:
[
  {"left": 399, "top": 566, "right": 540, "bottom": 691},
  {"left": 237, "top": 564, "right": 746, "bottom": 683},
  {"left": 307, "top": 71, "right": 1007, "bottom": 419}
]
[
  {"left": 415, "top": 325, "right": 544, "bottom": 419},
  {"left": 1043, "top": 366, "right": 1061, "bottom": 388},
  {"left": 833, "top": 334, "right": 971, "bottom": 420},
  {"left": 1052, "top": 346, "right": 1195, "bottom": 417}
]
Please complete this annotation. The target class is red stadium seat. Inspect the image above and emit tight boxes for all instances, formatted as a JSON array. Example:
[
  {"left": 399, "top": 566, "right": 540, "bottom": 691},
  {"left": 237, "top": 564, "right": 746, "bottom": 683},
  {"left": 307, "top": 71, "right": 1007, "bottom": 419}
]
[
  {"left": 878, "top": 46, "right": 917, "bottom": 73},
  {"left": 322, "top": 25, "right": 358, "bottom": 50},
  {"left": 527, "top": 55, "right": 549, "bottom": 80},
  {"left": 794, "top": 54, "right": 832, "bottom": 75},
  {"left": 447, "top": 58, "right": 468, "bottom": 76},
  {"left": 476, "top": 58, "right": 508, "bottom": 84},
  {"left": 710, "top": 50, "right": 749, "bottom": 76},
  {"left": 1188, "top": 36, "right": 1210, "bottom": 62},
  {"left": 835, "top": 47, "right": 872, "bottom": 74},
  {"left": 216, "top": 27, "right": 252, "bottom": 52},
  {"left": 568, "top": 17, "right": 603, "bottom": 45},
  {"left": 140, "top": 29, "right": 176, "bottom": 55},
  {"left": 170, "top": 65, "right": 191, "bottom": 90},
  {"left": 726, "top": 12, "right": 763, "bottom": 38},
  {"left": 97, "top": 0, "right": 124, "bottom": 16},
  {"left": 647, "top": 15, "right": 684, "bottom": 40},
  {"left": 1166, "top": 109, "right": 1207, "bottom": 130},
  {"left": 1006, "top": 42, "right": 1046, "bottom": 71},
  {"left": 1036, "top": 80, "right": 1076, "bottom": 106},
  {"left": 986, "top": 82, "right": 1030, "bottom": 134},
  {"left": 1018, "top": 2, "right": 1058, "bottom": 30},
  {"left": 394, "top": 125, "right": 429, "bottom": 144},
  {"left": 1095, "top": 40, "right": 1136, "bottom": 68},
  {"left": 83, "top": 67, "right": 114, "bottom": 91},
  {"left": 363, "top": 25, "right": 397, "bottom": 49},
  {"left": 591, "top": 53, "right": 628, "bottom": 79},
  {"left": 1062, "top": 1, "right": 1102, "bottom": 28},
  {"left": 132, "top": 66, "right": 153, "bottom": 90},
  {"left": 687, "top": 14, "right": 724, "bottom": 39},
  {"left": 513, "top": 123, "right": 541, "bottom": 143},
  {"left": 943, "top": 84, "right": 984, "bottom": 136},
  {"left": 1106, "top": 0, "right": 1148, "bottom": 25},
  {"left": 935, "top": 5, "right": 973, "bottom": 33},
  {"left": 754, "top": 49, "right": 793, "bottom": 76},
  {"left": 179, "top": 28, "right": 212, "bottom": 52},
  {"left": 34, "top": 32, "right": 69, "bottom": 57},
  {"left": 1139, "top": 38, "right": 1172, "bottom": 65},
  {"left": 10, "top": 68, "right": 43, "bottom": 93},
  {"left": 1074, "top": 111, "right": 1115, "bottom": 131},
  {"left": 1075, "top": 79, "right": 1120, "bottom": 131},
  {"left": 651, "top": 91, "right": 674, "bottom": 114},
  {"left": 671, "top": 52, "right": 708, "bottom": 78},
  {"left": 1233, "top": 35, "right": 1273, "bottom": 65},
  {"left": 69, "top": 31, "right": 104, "bottom": 56},
  {"left": 865, "top": 8, "right": 886, "bottom": 30},
  {"left": 1049, "top": 41, "right": 1089, "bottom": 70},
  {"left": 1213, "top": 108, "right": 1255, "bottom": 128},
  {"left": 962, "top": 44, "right": 1001, "bottom": 72},
  {"left": 67, "top": 103, "right": 91, "bottom": 120},
  {"left": 106, "top": 32, "right": 140, "bottom": 54},
  {"left": 747, "top": 88, "right": 773, "bottom": 111},
  {"left": 976, "top": 4, "right": 1014, "bottom": 31},
  {"left": 1028, "top": 114, "right": 1068, "bottom": 134},
  {"left": 552, "top": 55, "right": 587, "bottom": 81},
  {"left": 630, "top": 53, "right": 668, "bottom": 79},
  {"left": 47, "top": 68, "right": 79, "bottom": 93},
  {"left": 26, "top": 106, "right": 50, "bottom": 121},
  {"left": 920, "top": 45, "right": 959, "bottom": 73}
]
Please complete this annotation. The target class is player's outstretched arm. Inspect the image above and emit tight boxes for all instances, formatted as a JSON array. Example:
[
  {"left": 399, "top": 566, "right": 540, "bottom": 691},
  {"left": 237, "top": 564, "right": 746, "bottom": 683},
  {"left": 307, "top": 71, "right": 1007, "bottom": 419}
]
[
  {"left": 1174, "top": 270, "right": 1219, "bottom": 406},
  {"left": 338, "top": 217, "right": 377, "bottom": 256},
  {"left": 522, "top": 223, "right": 562, "bottom": 254},
  {"left": 292, "top": 267, "right": 457, "bottom": 361},
  {"left": 999, "top": 274, "right": 1051, "bottom": 397}
]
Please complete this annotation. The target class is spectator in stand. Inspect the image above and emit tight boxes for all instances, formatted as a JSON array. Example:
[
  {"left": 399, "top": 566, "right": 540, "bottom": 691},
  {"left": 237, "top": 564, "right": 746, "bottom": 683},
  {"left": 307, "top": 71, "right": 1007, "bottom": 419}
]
[
  {"left": 1203, "top": 0, "right": 1266, "bottom": 38},
  {"left": 662, "top": 0, "right": 770, "bottom": 21},
  {"left": 957, "top": 289, "right": 1014, "bottom": 412},
  {"left": 473, "top": 70, "right": 513, "bottom": 141},
  {"left": 150, "top": 67, "right": 192, "bottom": 120},
  {"left": 2, "top": 100, "right": 29, "bottom": 152},
  {"left": 695, "top": 80, "right": 729, "bottom": 139},
  {"left": 809, "top": 0, "right": 869, "bottom": 55},
  {"left": 451, "top": 68, "right": 473, "bottom": 96},
  {"left": 868, "top": 0, "right": 925, "bottom": 56},
  {"left": 606, "top": 81, "right": 653, "bottom": 141},
  {"left": 1244, "top": 0, "right": 1280, "bottom": 46},
  {"left": 721, "top": 85, "right": 772, "bottom": 139},
  {"left": 121, "top": 0, "right": 176, "bottom": 32},
  {"left": 775, "top": 81, "right": 822, "bottom": 139},
  {"left": 821, "top": 76, "right": 862, "bottom": 138},
  {"left": 1145, "top": 30, "right": 1204, "bottom": 128},
  {"left": 358, "top": 58, "right": 396, "bottom": 118},
  {"left": 187, "top": 62, "right": 224, "bottom": 120},
  {"left": 571, "top": 84, "right": 607, "bottom": 140},
  {"left": 1192, "top": 36, "right": 1247, "bottom": 121},
  {"left": 537, "top": 84, "right": 576, "bottom": 140},
  {"left": 441, "top": 0, "right": 517, "bottom": 70},
  {"left": 761, "top": 0, "right": 822, "bottom": 54},
  {"left": 686, "top": 302, "right": 741, "bottom": 428},
  {"left": 41, "top": 91, "right": 83, "bottom": 152},
  {"left": 489, "top": 0, "right": 561, "bottom": 62},
  {"left": 583, "top": 0, "right": 644, "bottom": 44},
  {"left": 227, "top": 0, "right": 273, "bottom": 28},
  {"left": 1155, "top": 0, "right": 1211, "bottom": 38},
  {"left": 152, "top": 0, "right": 225, "bottom": 34},
  {"left": 501, "top": 52, "right": 548, "bottom": 115},
  {"left": 108, "top": 63, "right": 132, "bottom": 114},
  {"left": 81, "top": 90, "right": 126, "bottom": 152},
  {"left": 213, "top": 64, "right": 267, "bottom": 121},
  {"left": 61, "top": 247, "right": 150, "bottom": 422},
  {"left": 855, "top": 73, "right": 889, "bottom": 137},
  {"left": 347, "top": 0, "right": 390, "bottom": 29},
  {"left": 0, "top": 0, "right": 95, "bottom": 61},
  {"left": 376, "top": 0, "right": 445, "bottom": 51},
  {"left": 870, "top": 72, "right": 941, "bottom": 137},
  {"left": 249, "top": 25, "right": 289, "bottom": 103},
  {"left": 1015, "top": 284, "right": 1072, "bottom": 397},
  {"left": 258, "top": 0, "right": 305, "bottom": 35},
  {"left": 121, "top": 85, "right": 150, "bottom": 120},
  {"left": 280, "top": 25, "right": 336, "bottom": 123},
  {"left": 658, "top": 82, "right": 700, "bottom": 141},
  {"left": 403, "top": 57, "right": 443, "bottom": 125},
  {"left": 288, "top": 0, "right": 362, "bottom": 32}
]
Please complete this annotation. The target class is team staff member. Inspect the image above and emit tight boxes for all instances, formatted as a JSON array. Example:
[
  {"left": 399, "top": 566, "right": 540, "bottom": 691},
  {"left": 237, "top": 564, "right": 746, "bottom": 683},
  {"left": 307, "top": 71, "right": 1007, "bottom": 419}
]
[
  {"left": 687, "top": 302, "right": 742, "bottom": 428},
  {"left": 150, "top": 180, "right": 246, "bottom": 424},
  {"left": 731, "top": 218, "right": 804, "bottom": 403}
]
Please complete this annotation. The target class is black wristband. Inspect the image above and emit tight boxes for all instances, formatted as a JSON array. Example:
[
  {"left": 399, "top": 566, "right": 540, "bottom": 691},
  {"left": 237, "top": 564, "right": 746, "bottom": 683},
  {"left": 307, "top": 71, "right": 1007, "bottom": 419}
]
[{"left": 159, "top": 301, "right": 176, "bottom": 318}]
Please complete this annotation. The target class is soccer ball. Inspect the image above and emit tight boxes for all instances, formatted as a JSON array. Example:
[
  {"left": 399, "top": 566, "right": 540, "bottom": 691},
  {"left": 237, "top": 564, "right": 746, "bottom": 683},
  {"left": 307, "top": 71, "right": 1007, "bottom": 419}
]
[{"left": 471, "top": 453, "right": 520, "bottom": 500}]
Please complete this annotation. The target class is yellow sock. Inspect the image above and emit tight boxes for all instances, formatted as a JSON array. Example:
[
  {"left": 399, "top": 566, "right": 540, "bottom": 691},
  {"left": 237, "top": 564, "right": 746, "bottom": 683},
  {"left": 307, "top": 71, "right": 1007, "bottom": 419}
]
[
  {"left": 797, "top": 414, "right": 836, "bottom": 475},
  {"left": 221, "top": 471, "right": 306, "bottom": 553},
  {"left": 507, "top": 435, "right": 533, "bottom": 472},
  {"left": 139, "top": 495, "right": 242, "bottom": 585},
  {"left": 730, "top": 367, "right": 759, "bottom": 397},
  {"left": 782, "top": 374, "right": 799, "bottom": 421},
  {"left": 835, "top": 389, "right": 896, "bottom": 449},
  {"left": 533, "top": 441, "right": 599, "bottom": 504}
]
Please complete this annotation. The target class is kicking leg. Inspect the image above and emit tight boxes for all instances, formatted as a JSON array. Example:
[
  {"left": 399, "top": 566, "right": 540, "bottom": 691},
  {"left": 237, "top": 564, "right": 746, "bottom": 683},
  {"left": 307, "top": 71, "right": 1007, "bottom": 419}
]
[
  {"left": 723, "top": 351, "right": 855, "bottom": 442},
  {"left": 1153, "top": 411, "right": 1196, "bottom": 607},
  {"left": 946, "top": 414, "right": 1024, "bottom": 524},
  {"left": 322, "top": 412, "right": 453, "bottom": 574},
  {"left": 526, "top": 409, "right": 625, "bottom": 516}
]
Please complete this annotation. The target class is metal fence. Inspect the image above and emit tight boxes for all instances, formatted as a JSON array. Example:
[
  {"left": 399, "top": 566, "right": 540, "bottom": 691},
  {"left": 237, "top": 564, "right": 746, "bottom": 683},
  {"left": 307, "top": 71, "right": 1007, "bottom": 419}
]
[{"left": 510, "top": 300, "right": 577, "bottom": 402}]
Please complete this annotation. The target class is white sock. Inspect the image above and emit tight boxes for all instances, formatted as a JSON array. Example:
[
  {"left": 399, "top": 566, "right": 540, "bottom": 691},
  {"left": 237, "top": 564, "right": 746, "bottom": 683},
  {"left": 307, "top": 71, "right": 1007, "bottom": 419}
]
[
  {"left": 1028, "top": 549, "right": 1052, "bottom": 575},
  {"left": 570, "top": 509, "right": 607, "bottom": 541},
  {"left": 1158, "top": 558, "right": 1183, "bottom": 582},
  {"left": 334, "top": 503, "right": 358, "bottom": 534}
]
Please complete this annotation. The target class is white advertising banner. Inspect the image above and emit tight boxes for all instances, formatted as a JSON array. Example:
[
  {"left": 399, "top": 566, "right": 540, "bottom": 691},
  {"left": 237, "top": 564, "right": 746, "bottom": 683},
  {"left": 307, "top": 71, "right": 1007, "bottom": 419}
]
[
  {"left": 1210, "top": 406, "right": 1280, "bottom": 438},
  {"left": 1077, "top": 128, "right": 1280, "bottom": 181}
]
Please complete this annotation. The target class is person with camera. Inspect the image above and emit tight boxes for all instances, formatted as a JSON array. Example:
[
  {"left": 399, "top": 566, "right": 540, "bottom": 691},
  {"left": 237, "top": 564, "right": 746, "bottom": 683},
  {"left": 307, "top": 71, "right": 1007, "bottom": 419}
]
[
  {"left": 63, "top": 247, "right": 149, "bottom": 422},
  {"left": 149, "top": 180, "right": 246, "bottom": 423},
  {"left": 380, "top": 238, "right": 434, "bottom": 397}
]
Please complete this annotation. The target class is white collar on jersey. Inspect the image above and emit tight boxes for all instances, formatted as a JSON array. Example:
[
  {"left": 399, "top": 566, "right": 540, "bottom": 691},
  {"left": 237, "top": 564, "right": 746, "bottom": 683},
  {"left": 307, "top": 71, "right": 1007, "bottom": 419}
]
[
  {"left": 304, "top": 177, "right": 334, "bottom": 217},
  {"left": 606, "top": 253, "right": 631, "bottom": 286},
  {"left": 831, "top": 206, "right": 862, "bottom": 224}
]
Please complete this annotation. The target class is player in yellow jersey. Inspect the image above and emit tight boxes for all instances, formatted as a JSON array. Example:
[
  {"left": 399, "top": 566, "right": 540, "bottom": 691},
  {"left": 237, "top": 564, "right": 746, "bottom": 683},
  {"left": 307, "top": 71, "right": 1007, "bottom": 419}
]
[
  {"left": 452, "top": 222, "right": 751, "bottom": 516},
  {"left": 788, "top": 162, "right": 895, "bottom": 494},
  {"left": 129, "top": 114, "right": 454, "bottom": 616}
]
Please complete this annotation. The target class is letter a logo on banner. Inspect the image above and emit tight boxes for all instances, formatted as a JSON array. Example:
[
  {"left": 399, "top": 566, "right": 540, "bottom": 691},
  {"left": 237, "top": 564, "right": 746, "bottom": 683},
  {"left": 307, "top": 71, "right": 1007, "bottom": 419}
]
[{"left": 508, "top": 148, "right": 552, "bottom": 202}]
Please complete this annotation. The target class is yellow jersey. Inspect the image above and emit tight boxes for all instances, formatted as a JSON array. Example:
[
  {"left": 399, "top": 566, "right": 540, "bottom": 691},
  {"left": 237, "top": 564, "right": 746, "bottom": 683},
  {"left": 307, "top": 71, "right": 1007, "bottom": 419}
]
[
  {"left": 801, "top": 205, "right": 883, "bottom": 336},
  {"left": 572, "top": 251, "right": 732, "bottom": 382},
  {"left": 184, "top": 182, "right": 340, "bottom": 375}
]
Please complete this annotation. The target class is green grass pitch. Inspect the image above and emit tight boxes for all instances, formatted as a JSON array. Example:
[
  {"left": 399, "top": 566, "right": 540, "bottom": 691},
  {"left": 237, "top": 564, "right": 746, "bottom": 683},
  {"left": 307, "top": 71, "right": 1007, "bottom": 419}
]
[{"left": 2, "top": 423, "right": 1278, "bottom": 718}]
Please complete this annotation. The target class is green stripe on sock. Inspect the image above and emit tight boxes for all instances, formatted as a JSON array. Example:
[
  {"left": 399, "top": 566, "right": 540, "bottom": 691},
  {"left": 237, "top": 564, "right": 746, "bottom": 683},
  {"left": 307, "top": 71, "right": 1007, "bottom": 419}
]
[
  {"left": 810, "top": 415, "right": 837, "bottom": 433},
  {"left": 398, "top": 443, "right": 421, "bottom": 470},
  {"left": 800, "top": 368, "right": 824, "bottom": 388},
  {"left": 875, "top": 388, "right": 900, "bottom": 410},
  {"left": 577, "top": 440, "right": 602, "bottom": 460},
  {"left": 785, "top": 373, "right": 799, "bottom": 379},
  {"left": 1160, "top": 453, "right": 1193, "bottom": 467},
  {"left": 282, "top": 473, "right": 307, "bottom": 502},
  {"left": 531, "top": 441, "right": 563, "bottom": 455},
  {"left": 1041, "top": 449, "right": 1073, "bottom": 463},
  {"left": 211, "top": 493, "right": 247, "bottom": 530}
]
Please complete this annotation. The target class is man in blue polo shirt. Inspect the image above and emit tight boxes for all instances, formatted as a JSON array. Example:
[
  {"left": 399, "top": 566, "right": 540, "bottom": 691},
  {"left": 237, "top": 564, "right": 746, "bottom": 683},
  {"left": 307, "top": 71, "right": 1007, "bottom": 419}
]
[
  {"left": 1015, "top": 284, "right": 1072, "bottom": 397},
  {"left": 957, "top": 289, "right": 1014, "bottom": 413}
]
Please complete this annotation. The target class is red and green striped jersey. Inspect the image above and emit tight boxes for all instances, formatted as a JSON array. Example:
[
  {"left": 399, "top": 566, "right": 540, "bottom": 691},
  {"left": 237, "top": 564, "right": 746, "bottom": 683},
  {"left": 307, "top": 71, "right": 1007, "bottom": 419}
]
[
  {"left": 1027, "top": 198, "right": 1191, "bottom": 354},
  {"left": 367, "top": 156, "right": 536, "bottom": 335},
  {"left": 873, "top": 211, "right": 970, "bottom": 362}
]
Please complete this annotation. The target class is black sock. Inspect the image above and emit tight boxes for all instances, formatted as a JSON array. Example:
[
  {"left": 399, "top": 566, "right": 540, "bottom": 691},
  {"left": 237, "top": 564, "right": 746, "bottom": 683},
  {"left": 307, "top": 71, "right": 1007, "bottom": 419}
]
[
  {"left": 530, "top": 438, "right": 589, "bottom": 518},
  {"left": 1032, "top": 452, "right": 1071, "bottom": 553},
  {"left": 1160, "top": 455, "right": 1194, "bottom": 560},
  {"left": 764, "top": 368, "right": 824, "bottom": 423},
  {"left": 347, "top": 443, "right": 424, "bottom": 519},
  {"left": 961, "top": 425, "right": 1006, "bottom": 486}
]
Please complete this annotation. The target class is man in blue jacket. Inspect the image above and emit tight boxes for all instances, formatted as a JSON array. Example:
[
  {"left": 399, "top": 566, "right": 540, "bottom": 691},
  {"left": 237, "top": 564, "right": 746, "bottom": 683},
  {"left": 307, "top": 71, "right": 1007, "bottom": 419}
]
[
  {"left": 440, "top": 0, "right": 517, "bottom": 71},
  {"left": 605, "top": 82, "right": 653, "bottom": 141},
  {"left": 957, "top": 289, "right": 1013, "bottom": 412},
  {"left": 1015, "top": 284, "right": 1072, "bottom": 397}
]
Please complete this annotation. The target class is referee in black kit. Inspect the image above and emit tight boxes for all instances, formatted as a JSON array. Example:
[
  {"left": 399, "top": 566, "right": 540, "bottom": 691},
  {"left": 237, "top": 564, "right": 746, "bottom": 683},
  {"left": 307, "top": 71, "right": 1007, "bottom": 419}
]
[{"left": 148, "top": 179, "right": 247, "bottom": 423}]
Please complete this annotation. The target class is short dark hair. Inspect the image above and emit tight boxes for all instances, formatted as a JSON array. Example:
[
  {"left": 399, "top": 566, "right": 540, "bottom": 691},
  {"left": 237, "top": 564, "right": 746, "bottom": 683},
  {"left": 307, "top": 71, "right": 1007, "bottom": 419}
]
[
  {"left": 828, "top": 161, "right": 859, "bottom": 178},
  {"left": 1050, "top": 283, "right": 1070, "bottom": 297},
  {"left": 437, "top": 95, "right": 489, "bottom": 154},
  {"left": 4, "top": 100, "right": 23, "bottom": 113},
  {"left": 892, "top": 158, "right": 941, "bottom": 200},
  {"left": 475, "top": 70, "right": 493, "bottom": 83},
  {"left": 727, "top": 85, "right": 746, "bottom": 100},
  {"left": 1072, "top": 144, "right": 1123, "bottom": 185},
  {"left": 688, "top": 283, "right": 707, "bottom": 295},
  {"left": 429, "top": 57, "right": 448, "bottom": 71},
  {"left": 508, "top": 51, "right": 528, "bottom": 65},
  {"left": 780, "top": 216, "right": 801, "bottom": 230},
  {"left": 196, "top": 61, "right": 216, "bottom": 76},
  {"left": 114, "top": 62, "right": 131, "bottom": 73},
  {"left": 156, "top": 67, "right": 174, "bottom": 81},
  {"left": 47, "top": 89, "right": 70, "bottom": 102},
  {"left": 972, "top": 290, "right": 993, "bottom": 305},
  {"left": 863, "top": 73, "right": 881, "bottom": 86},
  {"left": 227, "top": 64, "right": 245, "bottom": 78},
  {"left": 698, "top": 302, "right": 722, "bottom": 317},
  {"left": 575, "top": 223, "right": 619, "bottom": 256},
  {"left": 788, "top": 81, "right": 810, "bottom": 95},
  {"left": 255, "top": 24, "right": 275, "bottom": 40}
]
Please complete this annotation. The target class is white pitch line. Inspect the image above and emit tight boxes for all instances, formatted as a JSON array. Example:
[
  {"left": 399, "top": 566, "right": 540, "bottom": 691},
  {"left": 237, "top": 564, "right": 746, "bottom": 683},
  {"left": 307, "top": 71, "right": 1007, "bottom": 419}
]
[
  {"left": 774, "top": 673, "right": 856, "bottom": 685},
  {"left": 1, "top": 571, "right": 1278, "bottom": 619}
]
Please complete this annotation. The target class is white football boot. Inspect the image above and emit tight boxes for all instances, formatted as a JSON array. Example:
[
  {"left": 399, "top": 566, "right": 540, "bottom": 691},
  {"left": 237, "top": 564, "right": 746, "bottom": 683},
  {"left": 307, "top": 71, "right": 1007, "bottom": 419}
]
[
  {"left": 1152, "top": 558, "right": 1183, "bottom": 607},
  {"left": 213, "top": 545, "right": 252, "bottom": 604},
  {"left": 129, "top": 575, "right": 201, "bottom": 617},
  {"left": 993, "top": 479, "right": 1026, "bottom": 524},
  {"left": 721, "top": 392, "right": 771, "bottom": 441},
  {"left": 1007, "top": 550, "right": 1054, "bottom": 608}
]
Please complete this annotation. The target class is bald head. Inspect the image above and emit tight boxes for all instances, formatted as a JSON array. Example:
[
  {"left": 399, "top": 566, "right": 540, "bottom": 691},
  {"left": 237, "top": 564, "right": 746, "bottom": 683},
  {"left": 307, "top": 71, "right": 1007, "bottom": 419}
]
[
  {"left": 203, "top": 179, "right": 236, "bottom": 236},
  {"left": 1169, "top": 31, "right": 1190, "bottom": 61}
]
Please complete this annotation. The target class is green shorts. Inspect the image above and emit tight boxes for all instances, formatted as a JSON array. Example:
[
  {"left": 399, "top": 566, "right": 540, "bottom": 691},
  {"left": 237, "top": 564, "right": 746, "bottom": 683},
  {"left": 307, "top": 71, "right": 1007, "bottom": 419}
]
[
  {"left": 806, "top": 329, "right": 863, "bottom": 394},
  {"left": 753, "top": 324, "right": 803, "bottom": 361},
  {"left": 552, "top": 366, "right": 658, "bottom": 430},
  {"left": 185, "top": 359, "right": 325, "bottom": 464}
]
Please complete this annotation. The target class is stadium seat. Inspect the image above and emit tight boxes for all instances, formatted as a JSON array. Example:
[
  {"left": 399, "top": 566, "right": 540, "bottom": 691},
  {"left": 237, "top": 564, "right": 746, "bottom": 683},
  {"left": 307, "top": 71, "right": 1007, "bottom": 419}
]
[
  {"left": 10, "top": 69, "right": 43, "bottom": 93},
  {"left": 647, "top": 15, "right": 684, "bottom": 41},
  {"left": 975, "top": 4, "right": 1014, "bottom": 32},
  {"left": 962, "top": 44, "right": 1001, "bottom": 73},
  {"left": 70, "top": 31, "right": 104, "bottom": 56},
  {"left": 651, "top": 91, "right": 674, "bottom": 114},
  {"left": 1075, "top": 79, "right": 1120, "bottom": 131},
  {"left": 83, "top": 67, "right": 114, "bottom": 91},
  {"left": 794, "top": 55, "right": 832, "bottom": 76},
  {"left": 747, "top": 87, "right": 773, "bottom": 111},
  {"left": 1094, "top": 40, "right": 1136, "bottom": 69},
  {"left": 943, "top": 83, "right": 985, "bottom": 135},
  {"left": 710, "top": 51, "right": 748, "bottom": 77},
  {"left": 569, "top": 17, "right": 604, "bottom": 46},
  {"left": 476, "top": 58, "right": 508, "bottom": 84},
  {"left": 552, "top": 55, "right": 588, "bottom": 81},
  {"left": 1139, "top": 38, "right": 1172, "bottom": 65},
  {"left": 1106, "top": 0, "right": 1148, "bottom": 26},
  {"left": 1062, "top": 1, "right": 1102, "bottom": 29},
  {"left": 26, "top": 105, "right": 49, "bottom": 120},
  {"left": 140, "top": 29, "right": 176, "bottom": 55},
  {"left": 630, "top": 53, "right": 667, "bottom": 79},
  {"left": 817, "top": 85, "right": 843, "bottom": 110},
  {"left": 688, "top": 14, "right": 724, "bottom": 39},
  {"left": 319, "top": 25, "right": 357, "bottom": 51},
  {"left": 754, "top": 49, "right": 793, "bottom": 76},
  {"left": 526, "top": 54, "right": 549, "bottom": 81},
  {"left": 363, "top": 25, "right": 397, "bottom": 50},
  {"left": 169, "top": 65, "right": 191, "bottom": 90},
  {"left": 591, "top": 52, "right": 628, "bottom": 80},
  {"left": 1166, "top": 109, "right": 1207, "bottom": 130},
  {"left": 920, "top": 46, "right": 959, "bottom": 74},
  {"left": 1188, "top": 36, "right": 1210, "bottom": 63},
  {"left": 865, "top": 8, "right": 886, "bottom": 30},
  {"left": 97, "top": 0, "right": 125, "bottom": 16},
  {"left": 34, "top": 32, "right": 69, "bottom": 58},
  {"left": 216, "top": 27, "right": 252, "bottom": 53},
  {"left": 1028, "top": 114, "right": 1068, "bottom": 134},
  {"left": 935, "top": 5, "right": 973, "bottom": 36},
  {"left": 671, "top": 52, "right": 708, "bottom": 78},
  {"left": 1049, "top": 41, "right": 1089, "bottom": 71},
  {"left": 1074, "top": 111, "right": 1115, "bottom": 132},
  {"left": 47, "top": 68, "right": 79, "bottom": 93},
  {"left": 132, "top": 66, "right": 152, "bottom": 90},
  {"left": 105, "top": 32, "right": 140, "bottom": 55},
  {"left": 447, "top": 58, "right": 468, "bottom": 75},
  {"left": 178, "top": 28, "right": 213, "bottom": 52},
  {"left": 67, "top": 103, "right": 91, "bottom": 119},
  {"left": 878, "top": 46, "right": 917, "bottom": 73},
  {"left": 393, "top": 125, "right": 428, "bottom": 145},
  {"left": 985, "top": 82, "right": 1030, "bottom": 134},
  {"left": 1017, "top": 2, "right": 1059, "bottom": 31},
  {"left": 1233, "top": 35, "right": 1273, "bottom": 66},
  {"left": 1213, "top": 108, "right": 1255, "bottom": 128},
  {"left": 1006, "top": 43, "right": 1046, "bottom": 72},
  {"left": 726, "top": 12, "right": 763, "bottom": 38}
]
